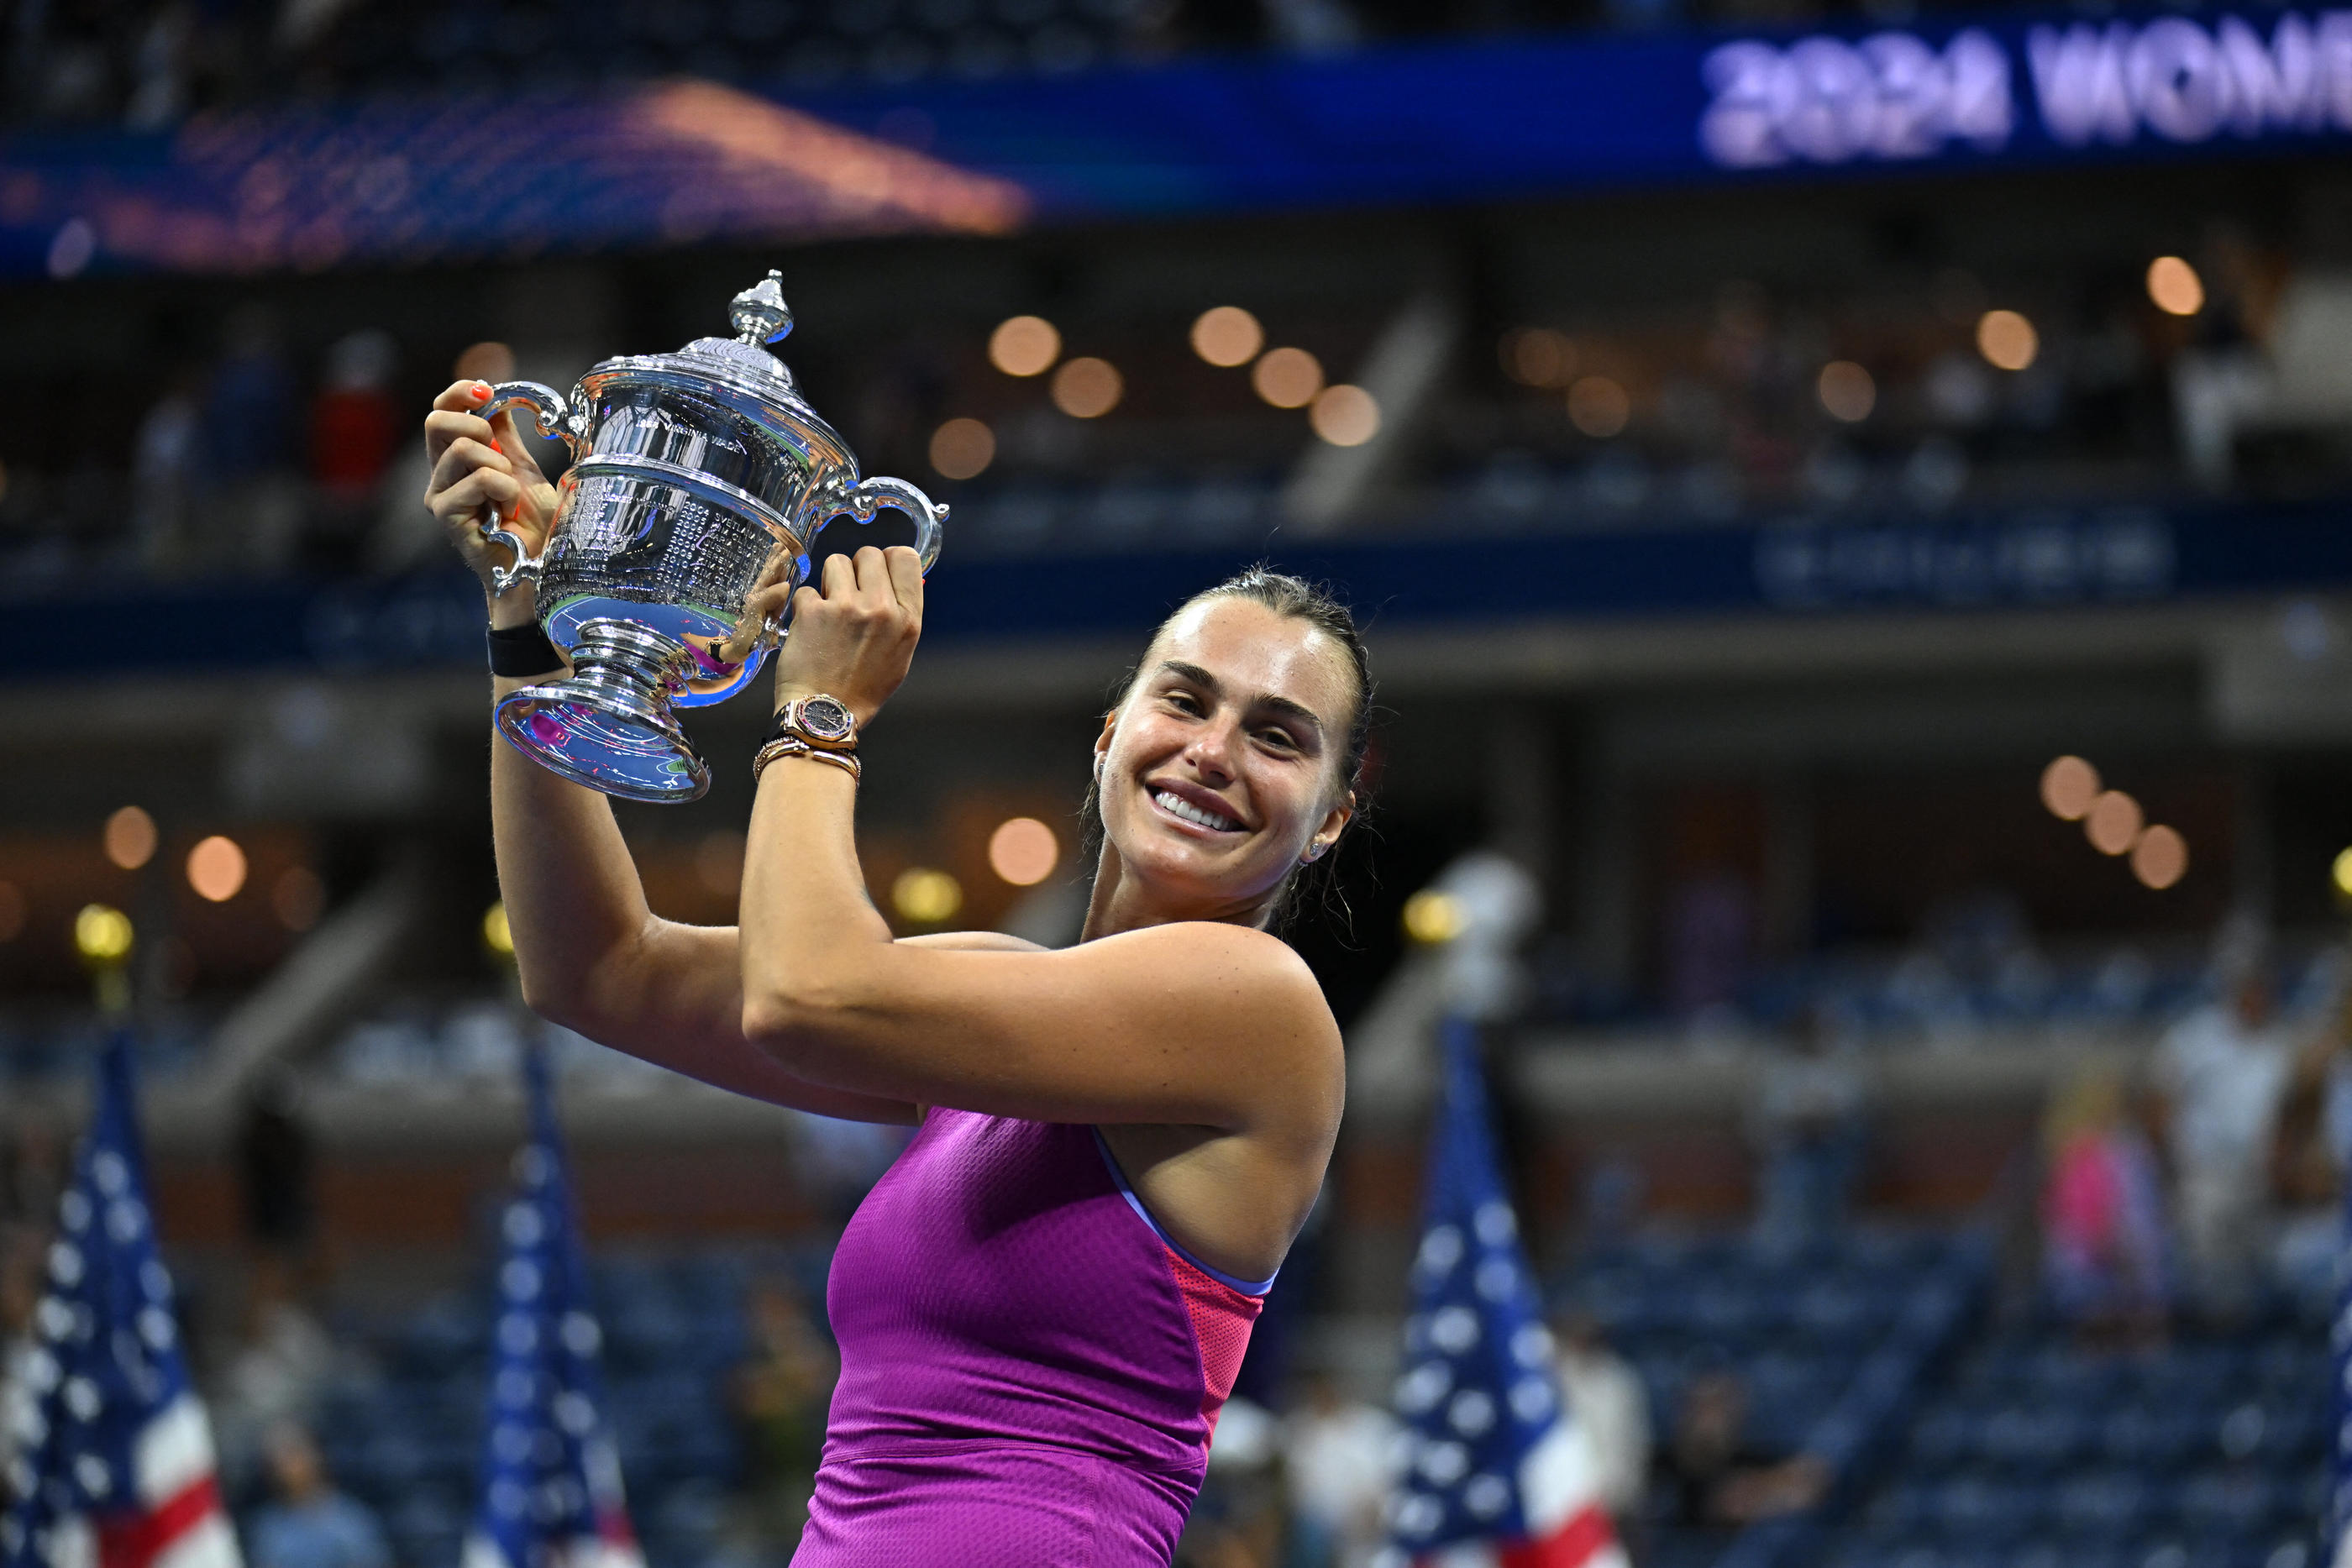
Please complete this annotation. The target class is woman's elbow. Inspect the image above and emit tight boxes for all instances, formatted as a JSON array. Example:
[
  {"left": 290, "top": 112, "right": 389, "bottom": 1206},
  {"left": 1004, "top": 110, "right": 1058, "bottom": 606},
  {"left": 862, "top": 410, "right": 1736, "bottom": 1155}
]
[{"left": 741, "top": 980, "right": 856, "bottom": 1067}]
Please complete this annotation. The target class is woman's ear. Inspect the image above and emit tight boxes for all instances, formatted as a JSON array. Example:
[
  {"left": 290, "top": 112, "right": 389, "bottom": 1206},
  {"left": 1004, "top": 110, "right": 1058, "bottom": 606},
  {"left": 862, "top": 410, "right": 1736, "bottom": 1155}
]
[
  {"left": 1092, "top": 709, "right": 1118, "bottom": 773},
  {"left": 1304, "top": 789, "right": 1355, "bottom": 864}
]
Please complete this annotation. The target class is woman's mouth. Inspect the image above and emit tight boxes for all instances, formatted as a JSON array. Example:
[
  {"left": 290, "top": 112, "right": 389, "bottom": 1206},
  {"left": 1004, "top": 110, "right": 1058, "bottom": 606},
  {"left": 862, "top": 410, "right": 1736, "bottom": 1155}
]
[{"left": 1151, "top": 788, "right": 1243, "bottom": 833}]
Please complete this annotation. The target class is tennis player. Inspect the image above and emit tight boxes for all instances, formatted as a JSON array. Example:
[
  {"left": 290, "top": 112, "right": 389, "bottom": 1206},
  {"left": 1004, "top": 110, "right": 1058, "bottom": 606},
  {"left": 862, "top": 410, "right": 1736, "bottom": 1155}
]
[{"left": 423, "top": 379, "right": 1366, "bottom": 1565}]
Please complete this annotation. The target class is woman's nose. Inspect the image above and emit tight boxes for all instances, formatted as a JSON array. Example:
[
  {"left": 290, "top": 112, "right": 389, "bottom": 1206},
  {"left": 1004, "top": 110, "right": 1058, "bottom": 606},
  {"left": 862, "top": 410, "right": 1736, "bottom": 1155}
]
[{"left": 1184, "top": 726, "right": 1240, "bottom": 780}]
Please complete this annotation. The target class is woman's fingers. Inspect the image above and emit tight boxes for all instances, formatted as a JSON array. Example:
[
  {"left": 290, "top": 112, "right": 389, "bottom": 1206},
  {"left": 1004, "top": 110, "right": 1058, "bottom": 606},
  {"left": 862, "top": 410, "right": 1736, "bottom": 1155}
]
[
  {"left": 428, "top": 464, "right": 522, "bottom": 525},
  {"left": 882, "top": 545, "right": 924, "bottom": 620},
  {"left": 424, "top": 408, "right": 493, "bottom": 468},
  {"left": 820, "top": 550, "right": 858, "bottom": 598},
  {"left": 486, "top": 406, "right": 550, "bottom": 485},
  {"left": 428, "top": 435, "right": 507, "bottom": 498}
]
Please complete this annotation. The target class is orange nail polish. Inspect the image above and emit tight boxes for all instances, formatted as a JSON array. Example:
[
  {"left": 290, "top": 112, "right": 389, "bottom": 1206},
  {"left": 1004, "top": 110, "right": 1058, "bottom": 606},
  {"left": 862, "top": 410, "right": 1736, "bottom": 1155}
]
[
  {"left": 490, "top": 439, "right": 502, "bottom": 454},
  {"left": 471, "top": 383, "right": 491, "bottom": 401}
]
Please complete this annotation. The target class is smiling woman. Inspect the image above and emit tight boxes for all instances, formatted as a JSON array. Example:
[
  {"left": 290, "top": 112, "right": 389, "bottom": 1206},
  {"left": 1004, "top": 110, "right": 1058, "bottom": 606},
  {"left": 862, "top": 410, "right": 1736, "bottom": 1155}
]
[{"left": 440, "top": 330, "right": 1376, "bottom": 1568}]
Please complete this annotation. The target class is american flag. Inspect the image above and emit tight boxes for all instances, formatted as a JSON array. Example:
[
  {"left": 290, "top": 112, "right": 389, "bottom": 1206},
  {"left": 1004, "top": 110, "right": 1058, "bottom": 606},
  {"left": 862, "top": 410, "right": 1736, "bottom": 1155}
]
[
  {"left": 0, "top": 1035, "right": 240, "bottom": 1568},
  {"left": 2334, "top": 1157, "right": 2352, "bottom": 1567},
  {"left": 459, "top": 1041, "right": 642, "bottom": 1568},
  {"left": 1375, "top": 1019, "right": 1628, "bottom": 1568}
]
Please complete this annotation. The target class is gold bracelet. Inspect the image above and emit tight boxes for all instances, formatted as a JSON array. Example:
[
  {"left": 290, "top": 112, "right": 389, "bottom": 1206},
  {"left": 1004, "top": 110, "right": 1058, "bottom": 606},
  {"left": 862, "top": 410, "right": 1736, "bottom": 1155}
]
[{"left": 753, "top": 737, "right": 860, "bottom": 784}]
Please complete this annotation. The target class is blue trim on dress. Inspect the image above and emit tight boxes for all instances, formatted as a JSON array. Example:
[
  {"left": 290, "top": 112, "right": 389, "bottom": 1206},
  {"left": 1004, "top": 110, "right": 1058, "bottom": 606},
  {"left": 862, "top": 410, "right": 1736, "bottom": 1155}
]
[{"left": 1089, "top": 1128, "right": 1278, "bottom": 1297}]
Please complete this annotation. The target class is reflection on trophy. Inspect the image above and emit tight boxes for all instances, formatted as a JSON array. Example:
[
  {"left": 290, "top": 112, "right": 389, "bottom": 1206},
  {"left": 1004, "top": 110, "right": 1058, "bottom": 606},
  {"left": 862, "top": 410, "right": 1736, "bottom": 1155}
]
[{"left": 476, "top": 270, "right": 947, "bottom": 803}]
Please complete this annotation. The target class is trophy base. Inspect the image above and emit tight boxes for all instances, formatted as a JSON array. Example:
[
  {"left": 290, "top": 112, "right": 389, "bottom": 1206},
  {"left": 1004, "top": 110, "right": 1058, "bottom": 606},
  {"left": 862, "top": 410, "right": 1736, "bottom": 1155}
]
[{"left": 494, "top": 619, "right": 713, "bottom": 803}]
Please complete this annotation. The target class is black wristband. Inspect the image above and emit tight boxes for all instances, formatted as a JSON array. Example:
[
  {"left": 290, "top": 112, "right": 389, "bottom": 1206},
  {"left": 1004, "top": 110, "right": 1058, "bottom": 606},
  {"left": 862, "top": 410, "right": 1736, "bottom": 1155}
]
[{"left": 488, "top": 622, "right": 565, "bottom": 679}]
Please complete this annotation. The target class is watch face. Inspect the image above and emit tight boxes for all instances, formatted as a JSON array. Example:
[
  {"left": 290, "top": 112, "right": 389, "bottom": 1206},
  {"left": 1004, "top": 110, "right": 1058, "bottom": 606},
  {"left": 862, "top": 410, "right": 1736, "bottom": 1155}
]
[{"left": 801, "top": 697, "right": 854, "bottom": 741}]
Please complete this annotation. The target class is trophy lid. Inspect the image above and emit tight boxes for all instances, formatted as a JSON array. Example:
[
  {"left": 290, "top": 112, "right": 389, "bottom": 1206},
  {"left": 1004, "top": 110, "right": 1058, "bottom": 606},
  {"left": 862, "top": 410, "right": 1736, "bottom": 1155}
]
[
  {"left": 575, "top": 270, "right": 856, "bottom": 472},
  {"left": 669, "top": 270, "right": 801, "bottom": 397}
]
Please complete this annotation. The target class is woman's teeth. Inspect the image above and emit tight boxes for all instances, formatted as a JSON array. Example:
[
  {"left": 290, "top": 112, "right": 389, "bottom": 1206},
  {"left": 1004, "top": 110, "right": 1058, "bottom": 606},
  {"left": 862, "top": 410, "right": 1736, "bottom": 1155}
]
[{"left": 1154, "top": 789, "right": 1240, "bottom": 831}]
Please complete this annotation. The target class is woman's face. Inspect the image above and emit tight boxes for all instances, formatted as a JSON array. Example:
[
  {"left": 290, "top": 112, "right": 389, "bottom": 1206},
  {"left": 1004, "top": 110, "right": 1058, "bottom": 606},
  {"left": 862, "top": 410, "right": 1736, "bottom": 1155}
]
[{"left": 1095, "top": 596, "right": 1357, "bottom": 922}]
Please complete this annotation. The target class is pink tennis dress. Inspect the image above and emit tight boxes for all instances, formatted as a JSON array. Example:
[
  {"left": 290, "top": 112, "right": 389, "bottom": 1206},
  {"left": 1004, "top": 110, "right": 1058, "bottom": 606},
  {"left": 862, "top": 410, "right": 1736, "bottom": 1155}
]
[{"left": 793, "top": 1108, "right": 1273, "bottom": 1566}]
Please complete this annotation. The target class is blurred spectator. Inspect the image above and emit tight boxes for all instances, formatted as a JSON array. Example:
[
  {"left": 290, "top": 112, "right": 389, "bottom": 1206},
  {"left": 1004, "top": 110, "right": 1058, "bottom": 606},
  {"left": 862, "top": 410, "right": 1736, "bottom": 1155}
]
[
  {"left": 371, "top": 341, "right": 512, "bottom": 574},
  {"left": 2040, "top": 1067, "right": 2170, "bottom": 1341},
  {"left": 1746, "top": 1006, "right": 1867, "bottom": 1245},
  {"left": 202, "top": 305, "right": 302, "bottom": 572},
  {"left": 132, "top": 362, "right": 208, "bottom": 574},
  {"left": 2267, "top": 1003, "right": 2352, "bottom": 1306},
  {"left": 307, "top": 330, "right": 400, "bottom": 570},
  {"left": 1651, "top": 1370, "right": 1827, "bottom": 1533},
  {"left": 1180, "top": 1397, "right": 1296, "bottom": 1568},
  {"left": 731, "top": 1277, "right": 837, "bottom": 1553},
  {"left": 244, "top": 1424, "right": 391, "bottom": 1568},
  {"left": 1662, "top": 870, "right": 1751, "bottom": 1021},
  {"left": 1549, "top": 1310, "right": 1649, "bottom": 1519},
  {"left": 1279, "top": 1367, "right": 1394, "bottom": 1568},
  {"left": 214, "top": 1279, "right": 336, "bottom": 1490},
  {"left": 237, "top": 1069, "right": 318, "bottom": 1278},
  {"left": 2154, "top": 959, "right": 2294, "bottom": 1316}
]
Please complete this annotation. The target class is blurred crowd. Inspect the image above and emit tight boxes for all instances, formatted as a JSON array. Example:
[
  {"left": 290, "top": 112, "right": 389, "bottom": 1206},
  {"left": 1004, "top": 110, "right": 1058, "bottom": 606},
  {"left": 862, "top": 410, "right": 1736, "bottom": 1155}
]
[{"left": 7, "top": 227, "right": 2349, "bottom": 588}]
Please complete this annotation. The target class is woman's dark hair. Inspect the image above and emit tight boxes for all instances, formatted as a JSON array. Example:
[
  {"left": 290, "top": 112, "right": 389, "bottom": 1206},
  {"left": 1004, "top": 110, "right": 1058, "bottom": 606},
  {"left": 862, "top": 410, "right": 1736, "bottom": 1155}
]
[{"left": 1079, "top": 567, "right": 1375, "bottom": 934}]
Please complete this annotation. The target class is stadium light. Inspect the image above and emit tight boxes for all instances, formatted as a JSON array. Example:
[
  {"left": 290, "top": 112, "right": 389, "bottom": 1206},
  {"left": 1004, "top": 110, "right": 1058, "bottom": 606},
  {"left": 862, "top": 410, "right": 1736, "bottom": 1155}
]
[
  {"left": 1818, "top": 361, "right": 1876, "bottom": 422},
  {"left": 103, "top": 805, "right": 157, "bottom": 870},
  {"left": 1977, "top": 309, "right": 2038, "bottom": 371},
  {"left": 186, "top": 836, "right": 247, "bottom": 901},
  {"left": 1568, "top": 376, "right": 1629, "bottom": 438},
  {"left": 988, "top": 315, "right": 1060, "bottom": 377},
  {"left": 483, "top": 900, "right": 514, "bottom": 957},
  {"left": 1501, "top": 328, "right": 1575, "bottom": 388},
  {"left": 1403, "top": 889, "right": 1467, "bottom": 945},
  {"left": 273, "top": 866, "right": 325, "bottom": 931},
  {"left": 2084, "top": 792, "right": 2142, "bottom": 856},
  {"left": 988, "top": 818, "right": 1059, "bottom": 886},
  {"left": 929, "top": 417, "right": 996, "bottom": 479},
  {"left": 2333, "top": 847, "right": 2352, "bottom": 899},
  {"left": 1191, "top": 307, "right": 1263, "bottom": 367},
  {"left": 892, "top": 868, "right": 963, "bottom": 924},
  {"left": 1310, "top": 385, "right": 1380, "bottom": 447},
  {"left": 2131, "top": 826, "right": 2187, "bottom": 889},
  {"left": 1252, "top": 348, "right": 1323, "bottom": 409},
  {"left": 2040, "top": 756, "right": 2101, "bottom": 820},
  {"left": 1051, "top": 358, "right": 1122, "bottom": 418},
  {"left": 2146, "top": 256, "right": 2204, "bottom": 317},
  {"left": 74, "top": 903, "right": 133, "bottom": 965}
]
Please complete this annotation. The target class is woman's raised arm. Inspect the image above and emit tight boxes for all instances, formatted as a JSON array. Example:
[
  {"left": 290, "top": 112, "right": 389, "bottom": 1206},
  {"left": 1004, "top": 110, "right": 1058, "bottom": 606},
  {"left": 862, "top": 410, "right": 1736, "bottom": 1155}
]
[{"left": 424, "top": 379, "right": 916, "bottom": 1125}]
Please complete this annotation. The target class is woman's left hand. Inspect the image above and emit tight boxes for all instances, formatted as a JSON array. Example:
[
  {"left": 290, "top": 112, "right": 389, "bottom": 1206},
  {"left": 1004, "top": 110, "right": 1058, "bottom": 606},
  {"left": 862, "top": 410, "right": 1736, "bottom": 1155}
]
[{"left": 749, "top": 545, "right": 924, "bottom": 726}]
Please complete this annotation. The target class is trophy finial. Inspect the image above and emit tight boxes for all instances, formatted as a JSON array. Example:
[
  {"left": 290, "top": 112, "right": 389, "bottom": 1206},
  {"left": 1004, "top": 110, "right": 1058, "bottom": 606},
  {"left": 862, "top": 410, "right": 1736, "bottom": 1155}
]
[{"left": 731, "top": 270, "right": 794, "bottom": 346}]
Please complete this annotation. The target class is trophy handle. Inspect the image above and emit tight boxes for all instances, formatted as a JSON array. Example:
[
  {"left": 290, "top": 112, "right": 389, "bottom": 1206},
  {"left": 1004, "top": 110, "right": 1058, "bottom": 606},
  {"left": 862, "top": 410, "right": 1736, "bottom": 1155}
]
[
  {"left": 473, "top": 380, "right": 585, "bottom": 595},
  {"left": 811, "top": 475, "right": 948, "bottom": 575}
]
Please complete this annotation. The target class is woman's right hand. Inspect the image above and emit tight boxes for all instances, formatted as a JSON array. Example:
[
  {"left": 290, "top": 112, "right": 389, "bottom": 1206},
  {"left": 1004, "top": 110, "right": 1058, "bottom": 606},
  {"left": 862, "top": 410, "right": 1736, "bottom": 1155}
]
[{"left": 423, "top": 380, "right": 559, "bottom": 620}]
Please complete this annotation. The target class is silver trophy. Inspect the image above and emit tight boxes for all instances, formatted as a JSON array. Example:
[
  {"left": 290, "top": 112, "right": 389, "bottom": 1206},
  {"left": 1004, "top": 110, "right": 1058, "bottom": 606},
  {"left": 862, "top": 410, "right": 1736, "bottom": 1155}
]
[{"left": 475, "top": 270, "right": 945, "bottom": 803}]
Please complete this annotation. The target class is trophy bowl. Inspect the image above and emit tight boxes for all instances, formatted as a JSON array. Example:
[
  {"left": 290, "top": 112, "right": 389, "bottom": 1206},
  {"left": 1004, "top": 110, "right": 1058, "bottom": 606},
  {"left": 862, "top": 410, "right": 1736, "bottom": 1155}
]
[{"left": 477, "top": 270, "right": 945, "bottom": 803}]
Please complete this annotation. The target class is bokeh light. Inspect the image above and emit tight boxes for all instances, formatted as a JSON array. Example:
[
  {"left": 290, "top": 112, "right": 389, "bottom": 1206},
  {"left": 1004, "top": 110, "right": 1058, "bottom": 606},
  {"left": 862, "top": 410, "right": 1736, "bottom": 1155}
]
[
  {"left": 2040, "top": 756, "right": 2101, "bottom": 821},
  {"left": 1252, "top": 347, "right": 1325, "bottom": 409},
  {"left": 1502, "top": 328, "right": 1576, "bottom": 388},
  {"left": 1568, "top": 376, "right": 1630, "bottom": 438},
  {"left": 0, "top": 880, "right": 24, "bottom": 942},
  {"left": 104, "top": 805, "right": 157, "bottom": 870},
  {"left": 2147, "top": 255, "right": 2205, "bottom": 317},
  {"left": 74, "top": 904, "right": 134, "bottom": 963},
  {"left": 1977, "top": 309, "right": 2039, "bottom": 371},
  {"left": 273, "top": 866, "right": 325, "bottom": 931},
  {"left": 2131, "top": 825, "right": 2188, "bottom": 889},
  {"left": 988, "top": 315, "right": 1061, "bottom": 377},
  {"left": 892, "top": 868, "right": 963, "bottom": 924},
  {"left": 929, "top": 417, "right": 996, "bottom": 479},
  {"left": 1403, "top": 889, "right": 1467, "bottom": 944},
  {"left": 2335, "top": 847, "right": 2352, "bottom": 899},
  {"left": 482, "top": 900, "right": 514, "bottom": 957},
  {"left": 1051, "top": 357, "right": 1122, "bottom": 418},
  {"left": 2084, "top": 791, "right": 2142, "bottom": 856},
  {"left": 1191, "top": 306, "right": 1263, "bottom": 367},
  {"left": 1818, "top": 361, "right": 1876, "bottom": 422},
  {"left": 186, "top": 835, "right": 249, "bottom": 901},
  {"left": 1310, "top": 385, "right": 1381, "bottom": 447},
  {"left": 988, "top": 817, "right": 1060, "bottom": 886}
]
